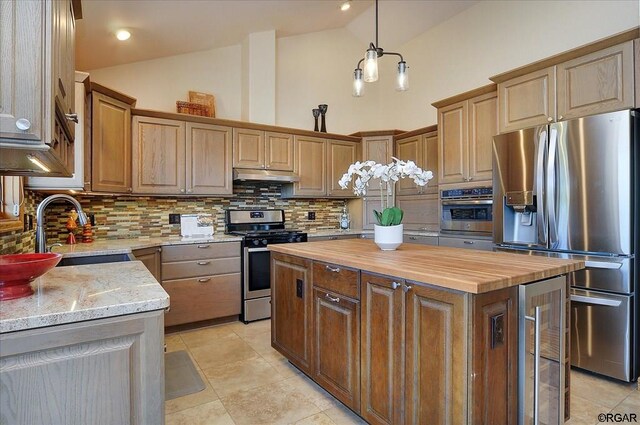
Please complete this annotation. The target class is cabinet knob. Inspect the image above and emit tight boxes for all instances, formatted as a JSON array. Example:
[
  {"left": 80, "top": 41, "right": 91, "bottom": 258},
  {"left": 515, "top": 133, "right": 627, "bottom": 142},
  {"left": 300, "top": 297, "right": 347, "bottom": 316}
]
[
  {"left": 547, "top": 117, "right": 553, "bottom": 122},
  {"left": 467, "top": 176, "right": 473, "bottom": 181},
  {"left": 265, "top": 164, "right": 270, "bottom": 168},
  {"left": 127, "top": 187, "right": 133, "bottom": 193},
  {"left": 65, "top": 113, "right": 79, "bottom": 123},
  {"left": 15, "top": 118, "right": 31, "bottom": 131},
  {"left": 391, "top": 281, "right": 401, "bottom": 290},
  {"left": 187, "top": 189, "right": 193, "bottom": 194},
  {"left": 180, "top": 189, "right": 185, "bottom": 193},
  {"left": 403, "top": 283, "right": 412, "bottom": 293},
  {"left": 558, "top": 115, "right": 564, "bottom": 121}
]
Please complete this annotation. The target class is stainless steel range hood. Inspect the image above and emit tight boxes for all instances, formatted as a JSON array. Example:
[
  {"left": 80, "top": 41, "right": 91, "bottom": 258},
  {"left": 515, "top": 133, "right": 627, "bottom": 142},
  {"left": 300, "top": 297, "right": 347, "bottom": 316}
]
[
  {"left": 233, "top": 169, "right": 299, "bottom": 183},
  {"left": 0, "top": 142, "right": 68, "bottom": 176}
]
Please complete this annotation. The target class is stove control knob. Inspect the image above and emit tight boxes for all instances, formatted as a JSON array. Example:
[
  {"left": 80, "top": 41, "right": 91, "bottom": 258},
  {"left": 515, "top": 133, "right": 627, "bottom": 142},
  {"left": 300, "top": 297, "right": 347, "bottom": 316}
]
[
  {"left": 252, "top": 239, "right": 260, "bottom": 246},
  {"left": 261, "top": 239, "right": 268, "bottom": 245},
  {"left": 296, "top": 236, "right": 303, "bottom": 242}
]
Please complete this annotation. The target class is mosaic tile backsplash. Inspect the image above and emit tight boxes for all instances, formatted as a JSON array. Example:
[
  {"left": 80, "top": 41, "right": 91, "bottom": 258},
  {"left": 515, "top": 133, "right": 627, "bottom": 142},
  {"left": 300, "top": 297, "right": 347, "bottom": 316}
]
[{"left": 0, "top": 183, "right": 349, "bottom": 254}]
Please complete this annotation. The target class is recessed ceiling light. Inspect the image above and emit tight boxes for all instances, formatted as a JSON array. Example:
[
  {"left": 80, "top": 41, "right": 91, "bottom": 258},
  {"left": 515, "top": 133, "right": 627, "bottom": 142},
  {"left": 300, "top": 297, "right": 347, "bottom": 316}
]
[
  {"left": 116, "top": 29, "right": 131, "bottom": 41},
  {"left": 340, "top": 1, "right": 351, "bottom": 11}
]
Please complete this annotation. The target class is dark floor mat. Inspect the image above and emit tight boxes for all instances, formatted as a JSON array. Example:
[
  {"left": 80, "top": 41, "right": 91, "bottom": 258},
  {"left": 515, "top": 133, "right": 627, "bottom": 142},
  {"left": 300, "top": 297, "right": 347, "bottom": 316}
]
[{"left": 165, "top": 350, "right": 206, "bottom": 400}]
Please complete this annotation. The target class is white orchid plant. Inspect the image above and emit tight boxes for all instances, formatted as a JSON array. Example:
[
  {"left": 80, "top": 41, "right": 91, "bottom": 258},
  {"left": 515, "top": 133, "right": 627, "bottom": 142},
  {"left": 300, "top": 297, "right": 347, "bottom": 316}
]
[{"left": 338, "top": 157, "right": 434, "bottom": 226}]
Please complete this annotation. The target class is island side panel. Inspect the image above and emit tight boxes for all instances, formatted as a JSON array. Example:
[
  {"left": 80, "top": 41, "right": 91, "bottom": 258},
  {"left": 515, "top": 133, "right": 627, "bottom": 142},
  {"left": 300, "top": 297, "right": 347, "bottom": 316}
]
[
  {"left": 404, "top": 281, "right": 469, "bottom": 425},
  {"left": 470, "top": 285, "right": 519, "bottom": 425},
  {"left": 270, "top": 252, "right": 313, "bottom": 375}
]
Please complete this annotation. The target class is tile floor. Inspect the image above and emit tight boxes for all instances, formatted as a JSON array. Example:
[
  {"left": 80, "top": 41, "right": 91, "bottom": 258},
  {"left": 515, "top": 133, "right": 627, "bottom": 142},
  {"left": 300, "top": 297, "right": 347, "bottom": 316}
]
[{"left": 165, "top": 319, "right": 638, "bottom": 425}]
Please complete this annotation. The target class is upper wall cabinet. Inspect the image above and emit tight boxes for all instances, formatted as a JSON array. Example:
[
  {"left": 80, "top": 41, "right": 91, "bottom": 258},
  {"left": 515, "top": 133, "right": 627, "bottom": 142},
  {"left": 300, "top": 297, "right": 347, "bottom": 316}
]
[
  {"left": 434, "top": 86, "right": 496, "bottom": 186},
  {"left": 361, "top": 135, "right": 394, "bottom": 195},
  {"left": 493, "top": 37, "right": 636, "bottom": 133},
  {"left": 283, "top": 135, "right": 360, "bottom": 198},
  {"left": 394, "top": 127, "right": 438, "bottom": 196},
  {"left": 233, "top": 128, "right": 293, "bottom": 171},
  {"left": 132, "top": 115, "right": 232, "bottom": 196},
  {"left": 0, "top": 0, "right": 79, "bottom": 176}
]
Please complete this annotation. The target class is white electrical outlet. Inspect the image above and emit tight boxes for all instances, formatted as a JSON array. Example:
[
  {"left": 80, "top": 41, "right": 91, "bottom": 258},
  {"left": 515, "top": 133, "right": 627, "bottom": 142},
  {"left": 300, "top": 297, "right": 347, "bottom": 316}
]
[{"left": 12, "top": 204, "right": 19, "bottom": 216}]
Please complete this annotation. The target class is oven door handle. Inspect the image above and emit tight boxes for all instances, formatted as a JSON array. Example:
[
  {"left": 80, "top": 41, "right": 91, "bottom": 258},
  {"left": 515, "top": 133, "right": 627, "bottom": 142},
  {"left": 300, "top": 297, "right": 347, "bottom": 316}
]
[
  {"left": 247, "top": 247, "right": 270, "bottom": 253},
  {"left": 441, "top": 200, "right": 493, "bottom": 206}
]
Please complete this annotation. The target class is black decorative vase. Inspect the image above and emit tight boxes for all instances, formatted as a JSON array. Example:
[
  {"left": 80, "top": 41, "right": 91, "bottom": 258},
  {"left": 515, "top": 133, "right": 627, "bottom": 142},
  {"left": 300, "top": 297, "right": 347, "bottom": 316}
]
[
  {"left": 312, "top": 108, "right": 320, "bottom": 132},
  {"left": 318, "top": 104, "right": 328, "bottom": 133}
]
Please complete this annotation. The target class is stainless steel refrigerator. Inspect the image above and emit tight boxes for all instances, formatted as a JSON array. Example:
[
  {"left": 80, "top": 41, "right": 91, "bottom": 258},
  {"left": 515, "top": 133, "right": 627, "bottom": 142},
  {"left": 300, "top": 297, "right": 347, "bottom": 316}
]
[{"left": 493, "top": 109, "right": 638, "bottom": 382}]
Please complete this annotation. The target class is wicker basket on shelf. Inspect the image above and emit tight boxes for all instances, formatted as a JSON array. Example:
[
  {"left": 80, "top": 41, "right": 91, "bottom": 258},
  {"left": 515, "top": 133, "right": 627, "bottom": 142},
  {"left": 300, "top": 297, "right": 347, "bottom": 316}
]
[
  {"left": 188, "top": 91, "right": 216, "bottom": 118},
  {"left": 176, "top": 101, "right": 210, "bottom": 117}
]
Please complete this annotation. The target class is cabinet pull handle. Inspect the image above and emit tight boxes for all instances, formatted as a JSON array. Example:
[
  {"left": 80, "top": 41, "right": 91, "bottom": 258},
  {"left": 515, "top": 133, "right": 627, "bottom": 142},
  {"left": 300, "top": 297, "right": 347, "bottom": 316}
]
[
  {"left": 391, "top": 281, "right": 401, "bottom": 290},
  {"left": 329, "top": 236, "right": 338, "bottom": 240},
  {"left": 197, "top": 261, "right": 210, "bottom": 265},
  {"left": 463, "top": 240, "right": 474, "bottom": 244},
  {"left": 403, "top": 283, "right": 412, "bottom": 293},
  {"left": 65, "top": 113, "right": 79, "bottom": 123},
  {"left": 525, "top": 306, "right": 542, "bottom": 425},
  {"left": 197, "top": 245, "right": 210, "bottom": 249},
  {"left": 325, "top": 293, "right": 340, "bottom": 303},
  {"left": 325, "top": 265, "right": 341, "bottom": 273},
  {"left": 410, "top": 236, "right": 417, "bottom": 240},
  {"left": 198, "top": 277, "right": 211, "bottom": 283}
]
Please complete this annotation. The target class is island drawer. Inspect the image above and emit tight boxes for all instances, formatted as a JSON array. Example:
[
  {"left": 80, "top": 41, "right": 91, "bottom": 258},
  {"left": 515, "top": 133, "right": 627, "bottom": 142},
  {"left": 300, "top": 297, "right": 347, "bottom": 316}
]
[
  {"left": 313, "top": 261, "right": 360, "bottom": 299},
  {"left": 162, "top": 273, "right": 241, "bottom": 326},
  {"left": 162, "top": 242, "right": 241, "bottom": 262},
  {"left": 162, "top": 257, "right": 240, "bottom": 280}
]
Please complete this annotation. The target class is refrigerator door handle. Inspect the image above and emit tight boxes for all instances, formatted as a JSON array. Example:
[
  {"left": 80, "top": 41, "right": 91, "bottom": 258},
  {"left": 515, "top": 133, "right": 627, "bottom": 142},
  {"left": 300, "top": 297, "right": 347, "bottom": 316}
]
[
  {"left": 570, "top": 294, "right": 623, "bottom": 307},
  {"left": 547, "top": 126, "right": 558, "bottom": 248},
  {"left": 535, "top": 128, "right": 548, "bottom": 246}
]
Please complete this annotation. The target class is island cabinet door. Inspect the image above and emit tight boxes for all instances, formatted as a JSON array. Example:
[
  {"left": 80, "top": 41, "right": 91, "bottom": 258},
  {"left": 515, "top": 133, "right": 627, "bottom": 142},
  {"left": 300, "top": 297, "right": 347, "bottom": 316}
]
[
  {"left": 271, "top": 253, "right": 313, "bottom": 375},
  {"left": 360, "top": 273, "right": 404, "bottom": 425},
  {"left": 404, "top": 281, "right": 468, "bottom": 425},
  {"left": 313, "top": 287, "right": 361, "bottom": 412}
]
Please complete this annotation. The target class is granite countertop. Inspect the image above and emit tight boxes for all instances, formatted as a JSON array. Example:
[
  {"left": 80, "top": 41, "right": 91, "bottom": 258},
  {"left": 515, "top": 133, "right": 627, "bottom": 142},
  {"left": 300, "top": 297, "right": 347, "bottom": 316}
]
[
  {"left": 0, "top": 261, "right": 169, "bottom": 333},
  {"left": 53, "top": 234, "right": 243, "bottom": 257},
  {"left": 269, "top": 239, "right": 584, "bottom": 294}
]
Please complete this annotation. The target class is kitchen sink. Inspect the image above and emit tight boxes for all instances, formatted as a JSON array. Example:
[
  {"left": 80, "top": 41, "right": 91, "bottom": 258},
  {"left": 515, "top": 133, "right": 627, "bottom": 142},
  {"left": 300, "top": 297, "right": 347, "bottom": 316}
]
[{"left": 56, "top": 253, "right": 134, "bottom": 267}]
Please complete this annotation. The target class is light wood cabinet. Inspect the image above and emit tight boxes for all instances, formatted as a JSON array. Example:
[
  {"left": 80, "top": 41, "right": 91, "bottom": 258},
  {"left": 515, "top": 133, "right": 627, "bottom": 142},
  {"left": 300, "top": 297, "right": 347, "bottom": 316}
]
[
  {"left": 132, "top": 116, "right": 232, "bottom": 195},
  {"left": 0, "top": 310, "right": 165, "bottom": 424},
  {"left": 360, "top": 273, "right": 403, "bottom": 425},
  {"left": 161, "top": 242, "right": 241, "bottom": 327},
  {"left": 186, "top": 122, "right": 232, "bottom": 195},
  {"left": 497, "top": 67, "right": 555, "bottom": 133},
  {"left": 313, "top": 287, "right": 360, "bottom": 412},
  {"left": 557, "top": 41, "right": 634, "bottom": 121},
  {"left": 290, "top": 135, "right": 327, "bottom": 197},
  {"left": 0, "top": 0, "right": 78, "bottom": 177},
  {"left": 362, "top": 135, "right": 393, "bottom": 195},
  {"left": 327, "top": 139, "right": 359, "bottom": 196},
  {"left": 396, "top": 194, "right": 439, "bottom": 231},
  {"left": 436, "top": 87, "right": 497, "bottom": 185},
  {"left": 233, "top": 129, "right": 293, "bottom": 171},
  {"left": 271, "top": 253, "right": 313, "bottom": 375},
  {"left": 394, "top": 129, "right": 438, "bottom": 195},
  {"left": 132, "top": 246, "right": 162, "bottom": 282},
  {"left": 91, "top": 90, "right": 133, "bottom": 193},
  {"left": 403, "top": 234, "right": 438, "bottom": 246}
]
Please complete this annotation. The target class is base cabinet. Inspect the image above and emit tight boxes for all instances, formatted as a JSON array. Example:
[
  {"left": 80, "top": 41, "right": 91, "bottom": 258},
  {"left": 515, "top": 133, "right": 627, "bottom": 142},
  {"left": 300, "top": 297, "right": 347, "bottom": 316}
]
[
  {"left": 132, "top": 246, "right": 162, "bottom": 282},
  {"left": 0, "top": 310, "right": 165, "bottom": 425}
]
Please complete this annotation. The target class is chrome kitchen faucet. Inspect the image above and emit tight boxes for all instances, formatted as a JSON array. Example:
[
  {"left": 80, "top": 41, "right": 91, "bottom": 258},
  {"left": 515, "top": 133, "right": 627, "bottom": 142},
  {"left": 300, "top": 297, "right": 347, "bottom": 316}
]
[{"left": 35, "top": 194, "right": 87, "bottom": 253}]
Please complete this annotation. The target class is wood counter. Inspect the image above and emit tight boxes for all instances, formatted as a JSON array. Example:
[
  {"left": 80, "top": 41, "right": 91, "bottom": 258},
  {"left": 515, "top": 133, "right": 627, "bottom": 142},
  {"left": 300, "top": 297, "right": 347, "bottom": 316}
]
[{"left": 268, "top": 238, "right": 584, "bottom": 294}]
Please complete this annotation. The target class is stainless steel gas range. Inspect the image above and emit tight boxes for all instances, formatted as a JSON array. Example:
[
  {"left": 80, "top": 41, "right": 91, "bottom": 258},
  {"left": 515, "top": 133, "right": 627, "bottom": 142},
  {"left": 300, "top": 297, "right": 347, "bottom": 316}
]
[{"left": 225, "top": 209, "right": 307, "bottom": 323}]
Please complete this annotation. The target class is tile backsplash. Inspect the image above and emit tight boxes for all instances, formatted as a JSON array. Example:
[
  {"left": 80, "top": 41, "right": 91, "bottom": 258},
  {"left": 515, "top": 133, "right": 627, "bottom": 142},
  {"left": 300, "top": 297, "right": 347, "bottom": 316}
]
[{"left": 0, "top": 183, "right": 348, "bottom": 254}]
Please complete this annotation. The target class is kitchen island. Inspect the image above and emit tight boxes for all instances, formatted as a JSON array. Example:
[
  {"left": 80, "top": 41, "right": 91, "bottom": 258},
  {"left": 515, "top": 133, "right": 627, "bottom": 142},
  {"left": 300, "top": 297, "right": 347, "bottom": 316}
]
[
  {"left": 0, "top": 261, "right": 169, "bottom": 424},
  {"left": 269, "top": 239, "right": 584, "bottom": 425}
]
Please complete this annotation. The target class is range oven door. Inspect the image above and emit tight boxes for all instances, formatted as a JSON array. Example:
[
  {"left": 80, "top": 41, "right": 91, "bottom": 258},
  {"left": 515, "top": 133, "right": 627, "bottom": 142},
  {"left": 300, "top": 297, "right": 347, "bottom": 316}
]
[{"left": 244, "top": 247, "right": 271, "bottom": 299}]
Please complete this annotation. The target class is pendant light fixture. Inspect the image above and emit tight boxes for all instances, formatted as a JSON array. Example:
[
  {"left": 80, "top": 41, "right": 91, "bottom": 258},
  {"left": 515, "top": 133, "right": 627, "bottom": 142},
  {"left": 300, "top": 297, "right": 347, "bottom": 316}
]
[{"left": 352, "top": 0, "right": 408, "bottom": 97}]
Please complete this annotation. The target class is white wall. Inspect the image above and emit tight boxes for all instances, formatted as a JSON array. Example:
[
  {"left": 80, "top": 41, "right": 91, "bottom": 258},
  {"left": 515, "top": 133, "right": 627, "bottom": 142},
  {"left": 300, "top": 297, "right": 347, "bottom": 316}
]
[
  {"left": 88, "top": 45, "right": 242, "bottom": 119},
  {"left": 87, "top": 1, "right": 638, "bottom": 133},
  {"left": 381, "top": 0, "right": 640, "bottom": 129},
  {"left": 243, "top": 30, "right": 276, "bottom": 125}
]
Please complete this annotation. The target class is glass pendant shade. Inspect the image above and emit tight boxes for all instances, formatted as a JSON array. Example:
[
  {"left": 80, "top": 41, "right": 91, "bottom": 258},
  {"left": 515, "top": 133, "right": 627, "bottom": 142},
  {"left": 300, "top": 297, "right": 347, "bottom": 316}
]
[
  {"left": 363, "top": 48, "right": 378, "bottom": 82},
  {"left": 396, "top": 61, "right": 408, "bottom": 91},
  {"left": 353, "top": 69, "right": 364, "bottom": 97}
]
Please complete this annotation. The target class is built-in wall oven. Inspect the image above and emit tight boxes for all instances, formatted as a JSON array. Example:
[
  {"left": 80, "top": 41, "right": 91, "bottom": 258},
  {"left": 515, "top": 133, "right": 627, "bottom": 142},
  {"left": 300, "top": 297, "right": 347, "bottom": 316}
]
[
  {"left": 225, "top": 209, "right": 307, "bottom": 323},
  {"left": 440, "top": 187, "right": 493, "bottom": 236}
]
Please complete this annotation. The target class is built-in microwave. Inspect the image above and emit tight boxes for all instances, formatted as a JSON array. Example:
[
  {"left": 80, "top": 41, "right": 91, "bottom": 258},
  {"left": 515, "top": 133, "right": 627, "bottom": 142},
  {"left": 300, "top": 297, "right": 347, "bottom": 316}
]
[{"left": 440, "top": 187, "right": 493, "bottom": 236}]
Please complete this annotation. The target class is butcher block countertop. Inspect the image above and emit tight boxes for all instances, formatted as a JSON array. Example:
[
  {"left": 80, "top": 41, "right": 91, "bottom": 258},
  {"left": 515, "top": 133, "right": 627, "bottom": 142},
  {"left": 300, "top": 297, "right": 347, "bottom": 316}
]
[{"left": 269, "top": 239, "right": 584, "bottom": 294}]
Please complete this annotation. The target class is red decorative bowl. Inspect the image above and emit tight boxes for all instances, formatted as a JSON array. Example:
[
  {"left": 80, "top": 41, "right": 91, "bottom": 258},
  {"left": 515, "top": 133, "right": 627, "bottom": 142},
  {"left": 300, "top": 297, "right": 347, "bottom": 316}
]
[{"left": 0, "top": 253, "right": 62, "bottom": 301}]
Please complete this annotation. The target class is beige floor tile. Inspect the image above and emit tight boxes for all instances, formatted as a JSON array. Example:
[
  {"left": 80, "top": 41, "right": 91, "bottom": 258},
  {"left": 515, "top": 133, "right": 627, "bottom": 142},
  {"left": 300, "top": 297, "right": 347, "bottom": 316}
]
[
  {"left": 165, "top": 379, "right": 220, "bottom": 415},
  {"left": 166, "top": 400, "right": 235, "bottom": 425},
  {"left": 565, "top": 394, "right": 609, "bottom": 425},
  {"left": 190, "top": 338, "right": 261, "bottom": 370},
  {"left": 243, "top": 331, "right": 274, "bottom": 354},
  {"left": 260, "top": 348, "right": 286, "bottom": 363},
  {"left": 165, "top": 334, "right": 187, "bottom": 353},
  {"left": 295, "top": 412, "right": 338, "bottom": 425},
  {"left": 610, "top": 390, "right": 640, "bottom": 415},
  {"left": 571, "top": 369, "right": 636, "bottom": 409},
  {"left": 221, "top": 379, "right": 321, "bottom": 425},
  {"left": 180, "top": 325, "right": 240, "bottom": 349},
  {"left": 284, "top": 374, "right": 339, "bottom": 411},
  {"left": 322, "top": 404, "right": 366, "bottom": 425},
  {"left": 203, "top": 357, "right": 287, "bottom": 398},
  {"left": 229, "top": 319, "right": 272, "bottom": 338},
  {"left": 267, "top": 357, "right": 303, "bottom": 379}
]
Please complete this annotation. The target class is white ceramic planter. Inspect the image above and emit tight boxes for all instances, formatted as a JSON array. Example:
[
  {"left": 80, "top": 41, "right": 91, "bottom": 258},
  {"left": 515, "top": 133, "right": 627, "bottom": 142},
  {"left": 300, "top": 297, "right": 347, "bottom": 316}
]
[{"left": 374, "top": 224, "right": 403, "bottom": 251}]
